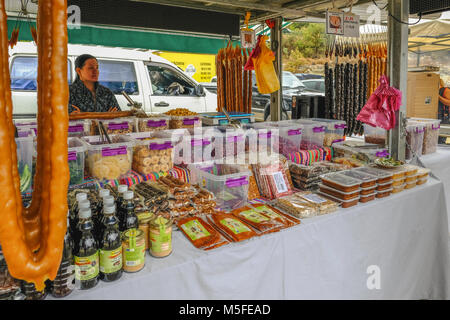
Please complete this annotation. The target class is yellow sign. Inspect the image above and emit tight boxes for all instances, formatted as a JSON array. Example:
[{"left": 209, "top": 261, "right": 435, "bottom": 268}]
[{"left": 154, "top": 51, "right": 217, "bottom": 83}]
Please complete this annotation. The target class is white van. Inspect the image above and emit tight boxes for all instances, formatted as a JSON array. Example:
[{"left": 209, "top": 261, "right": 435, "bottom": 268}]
[{"left": 9, "top": 42, "right": 218, "bottom": 120}]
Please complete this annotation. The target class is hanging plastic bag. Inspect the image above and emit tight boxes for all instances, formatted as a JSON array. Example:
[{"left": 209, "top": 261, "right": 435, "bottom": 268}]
[
  {"left": 244, "top": 35, "right": 280, "bottom": 94},
  {"left": 356, "top": 75, "right": 402, "bottom": 130}
]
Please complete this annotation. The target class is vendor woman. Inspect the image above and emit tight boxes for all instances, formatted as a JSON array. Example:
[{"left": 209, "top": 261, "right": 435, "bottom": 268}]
[{"left": 68, "top": 54, "right": 121, "bottom": 113}]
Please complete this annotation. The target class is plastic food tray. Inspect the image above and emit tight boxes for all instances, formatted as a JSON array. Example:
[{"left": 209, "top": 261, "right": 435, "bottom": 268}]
[
  {"left": 127, "top": 132, "right": 174, "bottom": 174},
  {"left": 378, "top": 167, "right": 406, "bottom": 180},
  {"left": 320, "top": 172, "right": 361, "bottom": 193},
  {"left": 187, "top": 161, "right": 251, "bottom": 211},
  {"left": 339, "top": 170, "right": 377, "bottom": 188},
  {"left": 360, "top": 186, "right": 377, "bottom": 195},
  {"left": 318, "top": 183, "right": 360, "bottom": 201},
  {"left": 310, "top": 118, "right": 347, "bottom": 147},
  {"left": 409, "top": 118, "right": 441, "bottom": 155},
  {"left": 392, "top": 178, "right": 405, "bottom": 187},
  {"left": 405, "top": 181, "right": 417, "bottom": 189},
  {"left": 405, "top": 122, "right": 425, "bottom": 160},
  {"left": 68, "top": 137, "right": 87, "bottom": 185},
  {"left": 360, "top": 192, "right": 376, "bottom": 203},
  {"left": 403, "top": 164, "right": 419, "bottom": 176},
  {"left": 405, "top": 174, "right": 418, "bottom": 184},
  {"left": 137, "top": 115, "right": 170, "bottom": 132},
  {"left": 82, "top": 134, "right": 134, "bottom": 181},
  {"left": 416, "top": 168, "right": 430, "bottom": 179},
  {"left": 318, "top": 191, "right": 359, "bottom": 208},
  {"left": 168, "top": 115, "right": 202, "bottom": 129},
  {"left": 377, "top": 181, "right": 393, "bottom": 191},
  {"left": 16, "top": 135, "right": 34, "bottom": 193},
  {"left": 68, "top": 119, "right": 91, "bottom": 137},
  {"left": 354, "top": 166, "right": 393, "bottom": 184},
  {"left": 364, "top": 124, "right": 386, "bottom": 146},
  {"left": 416, "top": 177, "right": 428, "bottom": 185},
  {"left": 392, "top": 183, "right": 406, "bottom": 193},
  {"left": 375, "top": 188, "right": 393, "bottom": 198}
]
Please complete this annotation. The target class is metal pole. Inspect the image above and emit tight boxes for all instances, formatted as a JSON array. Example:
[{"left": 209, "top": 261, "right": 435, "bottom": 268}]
[
  {"left": 387, "top": 0, "right": 408, "bottom": 161},
  {"left": 270, "top": 17, "right": 283, "bottom": 121}
]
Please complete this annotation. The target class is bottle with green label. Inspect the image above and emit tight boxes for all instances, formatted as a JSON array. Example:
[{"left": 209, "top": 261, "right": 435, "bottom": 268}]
[
  {"left": 116, "top": 184, "right": 128, "bottom": 226},
  {"left": 74, "top": 208, "right": 99, "bottom": 290},
  {"left": 119, "top": 191, "right": 139, "bottom": 233},
  {"left": 72, "top": 199, "right": 90, "bottom": 247},
  {"left": 99, "top": 204, "right": 123, "bottom": 282}
]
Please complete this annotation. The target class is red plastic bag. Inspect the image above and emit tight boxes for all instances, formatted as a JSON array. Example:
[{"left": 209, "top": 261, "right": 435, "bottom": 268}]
[{"left": 356, "top": 75, "right": 402, "bottom": 130}]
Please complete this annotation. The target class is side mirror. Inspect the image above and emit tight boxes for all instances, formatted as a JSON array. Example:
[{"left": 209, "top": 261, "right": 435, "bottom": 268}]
[{"left": 195, "top": 84, "right": 205, "bottom": 97}]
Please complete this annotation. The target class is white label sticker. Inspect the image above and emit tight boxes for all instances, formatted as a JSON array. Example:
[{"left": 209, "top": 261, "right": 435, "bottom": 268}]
[
  {"left": 343, "top": 13, "right": 360, "bottom": 38},
  {"left": 272, "top": 171, "right": 288, "bottom": 194},
  {"left": 302, "top": 193, "right": 327, "bottom": 204}
]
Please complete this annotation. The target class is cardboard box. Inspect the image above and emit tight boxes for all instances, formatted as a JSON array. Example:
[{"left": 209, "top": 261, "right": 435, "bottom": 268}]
[{"left": 407, "top": 72, "right": 440, "bottom": 119}]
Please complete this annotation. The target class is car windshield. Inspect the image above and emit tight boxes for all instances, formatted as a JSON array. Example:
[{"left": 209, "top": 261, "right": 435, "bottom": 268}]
[{"left": 283, "top": 72, "right": 305, "bottom": 89}]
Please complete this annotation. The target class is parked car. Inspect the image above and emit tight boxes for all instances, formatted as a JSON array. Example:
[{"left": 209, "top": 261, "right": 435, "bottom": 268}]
[
  {"left": 300, "top": 79, "right": 325, "bottom": 93},
  {"left": 295, "top": 73, "right": 324, "bottom": 80},
  {"left": 10, "top": 42, "right": 217, "bottom": 120}
]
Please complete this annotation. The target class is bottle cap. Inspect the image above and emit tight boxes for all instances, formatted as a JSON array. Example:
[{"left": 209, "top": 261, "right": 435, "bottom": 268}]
[
  {"left": 78, "top": 200, "right": 90, "bottom": 210},
  {"left": 104, "top": 204, "right": 116, "bottom": 215},
  {"left": 123, "top": 190, "right": 134, "bottom": 200},
  {"left": 98, "top": 188, "right": 110, "bottom": 198},
  {"left": 76, "top": 192, "right": 87, "bottom": 202},
  {"left": 79, "top": 208, "right": 92, "bottom": 219},
  {"left": 118, "top": 185, "right": 128, "bottom": 194},
  {"left": 103, "top": 195, "right": 115, "bottom": 206}
]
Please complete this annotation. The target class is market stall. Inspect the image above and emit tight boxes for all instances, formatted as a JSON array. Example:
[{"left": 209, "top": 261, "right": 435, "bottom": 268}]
[{"left": 1, "top": 0, "right": 450, "bottom": 302}]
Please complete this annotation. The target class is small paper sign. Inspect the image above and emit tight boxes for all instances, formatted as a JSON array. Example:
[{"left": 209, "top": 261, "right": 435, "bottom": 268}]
[
  {"left": 240, "top": 29, "right": 256, "bottom": 48},
  {"left": 326, "top": 10, "right": 344, "bottom": 35},
  {"left": 343, "top": 13, "right": 360, "bottom": 38}
]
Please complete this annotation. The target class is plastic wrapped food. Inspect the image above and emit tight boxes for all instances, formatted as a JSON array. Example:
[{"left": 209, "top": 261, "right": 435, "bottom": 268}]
[
  {"left": 250, "top": 203, "right": 300, "bottom": 228},
  {"left": 416, "top": 178, "right": 427, "bottom": 185},
  {"left": 272, "top": 194, "right": 317, "bottom": 218},
  {"left": 317, "top": 191, "right": 359, "bottom": 208},
  {"left": 416, "top": 168, "right": 430, "bottom": 179},
  {"left": 392, "top": 178, "right": 405, "bottom": 187},
  {"left": 379, "top": 167, "right": 406, "bottom": 180},
  {"left": 360, "top": 186, "right": 377, "bottom": 195},
  {"left": 231, "top": 205, "right": 284, "bottom": 233},
  {"left": 294, "top": 191, "right": 340, "bottom": 215},
  {"left": 354, "top": 166, "right": 393, "bottom": 184},
  {"left": 318, "top": 184, "right": 360, "bottom": 201},
  {"left": 360, "top": 192, "right": 376, "bottom": 203},
  {"left": 403, "top": 165, "right": 419, "bottom": 177},
  {"left": 209, "top": 213, "right": 257, "bottom": 242},
  {"left": 177, "top": 216, "right": 229, "bottom": 250},
  {"left": 254, "top": 160, "right": 293, "bottom": 200},
  {"left": 377, "top": 182, "right": 393, "bottom": 191},
  {"left": 333, "top": 157, "right": 365, "bottom": 168},
  {"left": 339, "top": 170, "right": 377, "bottom": 188},
  {"left": 376, "top": 188, "right": 392, "bottom": 198},
  {"left": 289, "top": 162, "right": 328, "bottom": 178},
  {"left": 405, "top": 175, "right": 418, "bottom": 184},
  {"left": 321, "top": 172, "right": 361, "bottom": 192},
  {"left": 392, "top": 184, "right": 405, "bottom": 193}
]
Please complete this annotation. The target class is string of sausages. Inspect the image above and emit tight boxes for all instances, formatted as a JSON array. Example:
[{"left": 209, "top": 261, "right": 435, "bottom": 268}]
[
  {"left": 324, "top": 30, "right": 386, "bottom": 136},
  {"left": 216, "top": 42, "right": 252, "bottom": 113},
  {"left": 0, "top": 0, "right": 69, "bottom": 291}
]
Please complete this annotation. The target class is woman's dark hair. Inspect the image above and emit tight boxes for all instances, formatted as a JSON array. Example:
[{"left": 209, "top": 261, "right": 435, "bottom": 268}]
[{"left": 75, "top": 54, "right": 97, "bottom": 80}]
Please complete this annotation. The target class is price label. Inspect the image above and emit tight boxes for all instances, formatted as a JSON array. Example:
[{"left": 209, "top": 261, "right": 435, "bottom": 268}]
[{"left": 343, "top": 13, "right": 360, "bottom": 38}]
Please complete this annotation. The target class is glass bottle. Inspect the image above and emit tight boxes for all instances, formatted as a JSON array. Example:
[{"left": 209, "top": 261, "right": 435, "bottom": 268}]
[
  {"left": 50, "top": 216, "right": 75, "bottom": 298},
  {"left": 95, "top": 195, "right": 115, "bottom": 242},
  {"left": 119, "top": 191, "right": 138, "bottom": 233},
  {"left": 116, "top": 184, "right": 128, "bottom": 225},
  {"left": 74, "top": 208, "right": 99, "bottom": 290},
  {"left": 99, "top": 204, "right": 123, "bottom": 282},
  {"left": 20, "top": 281, "right": 47, "bottom": 300},
  {"left": 69, "top": 192, "right": 87, "bottom": 237},
  {"left": 72, "top": 199, "right": 90, "bottom": 245}
]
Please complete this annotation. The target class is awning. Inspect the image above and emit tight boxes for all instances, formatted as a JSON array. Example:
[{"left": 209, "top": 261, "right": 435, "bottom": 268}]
[{"left": 408, "top": 19, "right": 450, "bottom": 53}]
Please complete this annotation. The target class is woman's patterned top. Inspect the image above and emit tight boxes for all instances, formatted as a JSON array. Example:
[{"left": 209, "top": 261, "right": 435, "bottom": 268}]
[{"left": 68, "top": 78, "right": 121, "bottom": 113}]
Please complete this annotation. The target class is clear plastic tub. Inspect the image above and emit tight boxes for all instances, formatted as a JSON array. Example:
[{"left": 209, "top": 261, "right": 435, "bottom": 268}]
[
  {"left": 96, "top": 117, "right": 136, "bottom": 135},
  {"left": 360, "top": 192, "right": 376, "bottom": 203},
  {"left": 82, "top": 135, "right": 134, "bottom": 181},
  {"left": 339, "top": 170, "right": 377, "bottom": 188},
  {"left": 128, "top": 132, "right": 174, "bottom": 175},
  {"left": 169, "top": 115, "right": 202, "bottom": 129},
  {"left": 310, "top": 118, "right": 347, "bottom": 147},
  {"left": 405, "top": 174, "right": 418, "bottom": 184},
  {"left": 16, "top": 135, "right": 34, "bottom": 193},
  {"left": 405, "top": 182, "right": 416, "bottom": 189},
  {"left": 68, "top": 119, "right": 92, "bottom": 138},
  {"left": 409, "top": 118, "right": 441, "bottom": 155},
  {"left": 360, "top": 185, "right": 377, "bottom": 195},
  {"left": 243, "top": 122, "right": 277, "bottom": 155},
  {"left": 318, "top": 191, "right": 359, "bottom": 208},
  {"left": 392, "top": 183, "right": 406, "bottom": 194},
  {"left": 318, "top": 183, "right": 360, "bottom": 200},
  {"left": 293, "top": 119, "right": 325, "bottom": 150},
  {"left": 364, "top": 124, "right": 387, "bottom": 145},
  {"left": 16, "top": 127, "right": 36, "bottom": 138},
  {"left": 402, "top": 164, "right": 419, "bottom": 176},
  {"left": 68, "top": 137, "right": 87, "bottom": 185},
  {"left": 354, "top": 166, "right": 393, "bottom": 184},
  {"left": 392, "top": 177, "right": 405, "bottom": 187},
  {"left": 137, "top": 115, "right": 170, "bottom": 132},
  {"left": 416, "top": 177, "right": 428, "bottom": 185},
  {"left": 405, "top": 122, "right": 425, "bottom": 160},
  {"left": 376, "top": 188, "right": 393, "bottom": 198},
  {"left": 380, "top": 167, "right": 406, "bottom": 180},
  {"left": 320, "top": 172, "right": 361, "bottom": 192},
  {"left": 172, "top": 127, "right": 221, "bottom": 164},
  {"left": 187, "top": 162, "right": 251, "bottom": 210},
  {"left": 377, "top": 181, "right": 393, "bottom": 191},
  {"left": 215, "top": 126, "right": 247, "bottom": 158},
  {"left": 273, "top": 121, "right": 304, "bottom": 157},
  {"left": 416, "top": 168, "right": 430, "bottom": 179}
]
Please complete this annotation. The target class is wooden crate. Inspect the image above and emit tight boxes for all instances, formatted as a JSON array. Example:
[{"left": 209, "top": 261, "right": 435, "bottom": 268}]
[{"left": 407, "top": 72, "right": 440, "bottom": 119}]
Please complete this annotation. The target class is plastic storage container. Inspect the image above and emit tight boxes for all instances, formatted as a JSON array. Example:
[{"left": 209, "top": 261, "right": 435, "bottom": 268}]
[
  {"left": 272, "top": 121, "right": 304, "bottom": 157},
  {"left": 360, "top": 192, "right": 376, "bottom": 203},
  {"left": 16, "top": 126, "right": 36, "bottom": 138},
  {"left": 82, "top": 135, "right": 134, "bottom": 181},
  {"left": 137, "top": 115, "right": 170, "bottom": 132},
  {"left": 168, "top": 115, "right": 202, "bottom": 129},
  {"left": 215, "top": 126, "right": 247, "bottom": 158},
  {"left": 360, "top": 185, "right": 377, "bottom": 195},
  {"left": 339, "top": 170, "right": 377, "bottom": 188},
  {"left": 318, "top": 191, "right": 359, "bottom": 208},
  {"left": 16, "top": 135, "right": 34, "bottom": 193},
  {"left": 354, "top": 166, "right": 393, "bottom": 184},
  {"left": 363, "top": 123, "right": 387, "bottom": 145},
  {"left": 68, "top": 137, "right": 87, "bottom": 185},
  {"left": 243, "top": 122, "right": 277, "bottom": 155},
  {"left": 68, "top": 119, "right": 92, "bottom": 138},
  {"left": 392, "top": 183, "right": 406, "bottom": 193},
  {"left": 188, "top": 162, "right": 251, "bottom": 210},
  {"left": 416, "top": 168, "right": 430, "bottom": 179},
  {"left": 291, "top": 119, "right": 325, "bottom": 150},
  {"left": 409, "top": 118, "right": 441, "bottom": 155},
  {"left": 310, "top": 118, "right": 347, "bottom": 146},
  {"left": 320, "top": 172, "right": 361, "bottom": 192},
  {"left": 405, "top": 122, "right": 425, "bottom": 160},
  {"left": 96, "top": 117, "right": 136, "bottom": 135},
  {"left": 176, "top": 127, "right": 221, "bottom": 164},
  {"left": 128, "top": 132, "right": 174, "bottom": 175},
  {"left": 318, "top": 183, "right": 360, "bottom": 200},
  {"left": 376, "top": 188, "right": 393, "bottom": 198}
]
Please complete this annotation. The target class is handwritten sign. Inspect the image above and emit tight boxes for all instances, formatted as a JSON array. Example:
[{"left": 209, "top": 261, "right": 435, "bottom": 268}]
[{"left": 344, "top": 13, "right": 360, "bottom": 38}]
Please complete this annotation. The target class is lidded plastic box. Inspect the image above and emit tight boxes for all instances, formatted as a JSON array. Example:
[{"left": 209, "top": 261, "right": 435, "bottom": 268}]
[
  {"left": 363, "top": 124, "right": 387, "bottom": 146},
  {"left": 271, "top": 120, "right": 304, "bottom": 157},
  {"left": 320, "top": 172, "right": 361, "bottom": 192},
  {"left": 82, "top": 134, "right": 134, "bottom": 181},
  {"left": 405, "top": 122, "right": 425, "bottom": 160},
  {"left": 353, "top": 166, "right": 393, "bottom": 184},
  {"left": 318, "top": 183, "right": 360, "bottom": 200},
  {"left": 215, "top": 126, "right": 247, "bottom": 158},
  {"left": 339, "top": 170, "right": 377, "bottom": 188},
  {"left": 137, "top": 115, "right": 170, "bottom": 132},
  {"left": 172, "top": 127, "right": 221, "bottom": 164},
  {"left": 310, "top": 118, "right": 347, "bottom": 146},
  {"left": 16, "top": 127, "right": 36, "bottom": 138},
  {"left": 187, "top": 161, "right": 251, "bottom": 210},
  {"left": 243, "top": 122, "right": 277, "bottom": 155},
  {"left": 291, "top": 119, "right": 325, "bottom": 150},
  {"left": 409, "top": 118, "right": 441, "bottom": 155},
  {"left": 16, "top": 135, "right": 34, "bottom": 193},
  {"left": 97, "top": 117, "right": 136, "bottom": 135},
  {"left": 68, "top": 119, "right": 92, "bottom": 137},
  {"left": 127, "top": 132, "right": 174, "bottom": 175},
  {"left": 168, "top": 115, "right": 202, "bottom": 129},
  {"left": 67, "top": 137, "right": 87, "bottom": 185}
]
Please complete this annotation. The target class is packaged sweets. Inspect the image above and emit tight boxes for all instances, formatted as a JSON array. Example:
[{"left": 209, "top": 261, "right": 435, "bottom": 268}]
[
  {"left": 294, "top": 191, "right": 340, "bottom": 214},
  {"left": 321, "top": 172, "right": 361, "bottom": 193},
  {"left": 209, "top": 213, "right": 257, "bottom": 242},
  {"left": 250, "top": 203, "right": 300, "bottom": 228},
  {"left": 231, "top": 205, "right": 284, "bottom": 234},
  {"left": 177, "top": 216, "right": 229, "bottom": 250},
  {"left": 272, "top": 194, "right": 317, "bottom": 218}
]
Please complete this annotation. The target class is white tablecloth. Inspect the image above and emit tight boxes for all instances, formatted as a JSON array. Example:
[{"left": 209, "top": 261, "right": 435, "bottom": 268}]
[
  {"left": 54, "top": 178, "right": 450, "bottom": 300},
  {"left": 420, "top": 147, "right": 450, "bottom": 228}
]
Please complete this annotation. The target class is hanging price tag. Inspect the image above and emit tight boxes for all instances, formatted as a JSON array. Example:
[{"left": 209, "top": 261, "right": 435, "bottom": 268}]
[
  {"left": 240, "top": 11, "right": 256, "bottom": 48},
  {"left": 326, "top": 9, "right": 344, "bottom": 35},
  {"left": 343, "top": 13, "right": 360, "bottom": 38}
]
